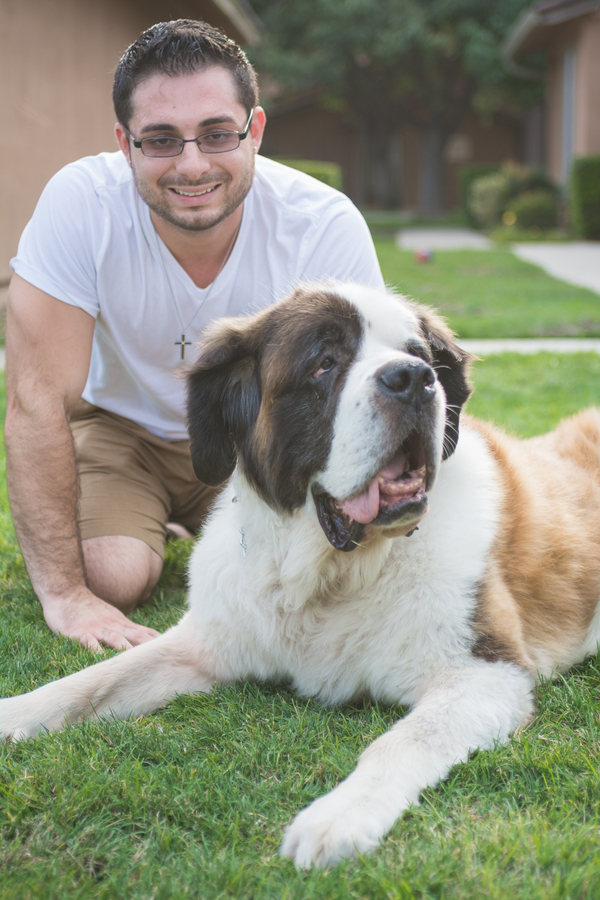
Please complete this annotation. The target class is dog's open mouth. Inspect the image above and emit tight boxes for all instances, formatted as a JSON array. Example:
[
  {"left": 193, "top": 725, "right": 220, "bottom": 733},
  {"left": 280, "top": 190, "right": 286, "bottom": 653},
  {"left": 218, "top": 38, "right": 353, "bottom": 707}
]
[{"left": 314, "top": 430, "right": 428, "bottom": 552}]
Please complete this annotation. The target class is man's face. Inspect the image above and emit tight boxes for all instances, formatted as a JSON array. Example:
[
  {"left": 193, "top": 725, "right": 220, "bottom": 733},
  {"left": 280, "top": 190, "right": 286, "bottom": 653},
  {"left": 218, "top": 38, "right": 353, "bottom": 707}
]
[{"left": 115, "top": 66, "right": 265, "bottom": 234}]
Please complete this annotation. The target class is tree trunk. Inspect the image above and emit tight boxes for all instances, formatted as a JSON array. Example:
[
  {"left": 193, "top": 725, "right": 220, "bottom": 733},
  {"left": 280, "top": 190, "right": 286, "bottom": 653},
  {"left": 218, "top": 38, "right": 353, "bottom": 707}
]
[
  {"left": 354, "top": 118, "right": 369, "bottom": 207},
  {"left": 418, "top": 124, "right": 446, "bottom": 215},
  {"left": 387, "top": 130, "right": 404, "bottom": 209},
  {"left": 355, "top": 117, "right": 402, "bottom": 208},
  {"left": 366, "top": 121, "right": 394, "bottom": 207}
]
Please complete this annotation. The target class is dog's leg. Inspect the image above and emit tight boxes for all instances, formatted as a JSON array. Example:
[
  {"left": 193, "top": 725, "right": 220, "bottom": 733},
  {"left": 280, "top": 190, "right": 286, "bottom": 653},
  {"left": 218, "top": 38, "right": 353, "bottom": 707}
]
[
  {"left": 280, "top": 659, "right": 534, "bottom": 868},
  {"left": 0, "top": 616, "right": 221, "bottom": 740}
]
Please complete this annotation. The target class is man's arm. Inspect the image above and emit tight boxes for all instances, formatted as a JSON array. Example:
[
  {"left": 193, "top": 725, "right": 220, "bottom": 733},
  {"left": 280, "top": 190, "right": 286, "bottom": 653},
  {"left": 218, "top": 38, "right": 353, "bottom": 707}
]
[{"left": 5, "top": 274, "right": 159, "bottom": 651}]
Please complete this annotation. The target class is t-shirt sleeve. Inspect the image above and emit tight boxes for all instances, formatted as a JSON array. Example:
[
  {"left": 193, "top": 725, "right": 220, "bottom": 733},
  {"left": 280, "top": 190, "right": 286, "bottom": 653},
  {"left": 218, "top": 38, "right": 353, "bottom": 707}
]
[
  {"left": 10, "top": 163, "right": 102, "bottom": 318},
  {"left": 299, "top": 199, "right": 385, "bottom": 290}
]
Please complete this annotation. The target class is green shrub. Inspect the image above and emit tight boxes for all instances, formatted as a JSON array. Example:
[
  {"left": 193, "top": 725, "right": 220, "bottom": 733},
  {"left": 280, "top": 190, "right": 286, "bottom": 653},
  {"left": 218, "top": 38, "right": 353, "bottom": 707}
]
[
  {"left": 468, "top": 161, "right": 557, "bottom": 230},
  {"left": 269, "top": 157, "right": 343, "bottom": 191},
  {"left": 459, "top": 163, "right": 501, "bottom": 226},
  {"left": 570, "top": 154, "right": 600, "bottom": 238},
  {"left": 469, "top": 170, "right": 510, "bottom": 228},
  {"left": 501, "top": 160, "right": 557, "bottom": 198},
  {"left": 506, "top": 189, "right": 558, "bottom": 230}
]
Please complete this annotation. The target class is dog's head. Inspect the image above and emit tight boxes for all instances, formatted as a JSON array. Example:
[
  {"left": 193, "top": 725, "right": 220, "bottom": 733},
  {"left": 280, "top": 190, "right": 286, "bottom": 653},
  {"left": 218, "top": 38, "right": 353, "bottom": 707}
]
[{"left": 187, "top": 283, "right": 472, "bottom": 551}]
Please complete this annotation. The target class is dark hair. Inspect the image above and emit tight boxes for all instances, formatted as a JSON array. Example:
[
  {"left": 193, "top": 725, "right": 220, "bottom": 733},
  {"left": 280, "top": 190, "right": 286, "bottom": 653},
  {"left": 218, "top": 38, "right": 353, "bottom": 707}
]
[{"left": 113, "top": 19, "right": 259, "bottom": 127}]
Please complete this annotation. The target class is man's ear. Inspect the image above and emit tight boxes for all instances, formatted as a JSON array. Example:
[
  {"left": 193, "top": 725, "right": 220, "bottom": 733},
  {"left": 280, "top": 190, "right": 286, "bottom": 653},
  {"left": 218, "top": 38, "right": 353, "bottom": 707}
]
[
  {"left": 418, "top": 309, "right": 473, "bottom": 460},
  {"left": 115, "top": 122, "right": 132, "bottom": 165},
  {"left": 250, "top": 106, "right": 267, "bottom": 153},
  {"left": 187, "top": 319, "right": 261, "bottom": 486}
]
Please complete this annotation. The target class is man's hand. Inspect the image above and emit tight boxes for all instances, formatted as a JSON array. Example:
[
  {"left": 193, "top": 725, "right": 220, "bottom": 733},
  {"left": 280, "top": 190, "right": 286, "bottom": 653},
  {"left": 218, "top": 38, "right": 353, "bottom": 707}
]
[{"left": 43, "top": 589, "right": 160, "bottom": 651}]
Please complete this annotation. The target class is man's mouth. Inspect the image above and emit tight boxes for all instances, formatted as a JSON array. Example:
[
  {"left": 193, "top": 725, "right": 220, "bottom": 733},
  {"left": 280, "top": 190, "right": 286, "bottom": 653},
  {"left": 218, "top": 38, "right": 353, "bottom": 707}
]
[
  {"left": 313, "top": 430, "right": 428, "bottom": 552},
  {"left": 170, "top": 184, "right": 219, "bottom": 198}
]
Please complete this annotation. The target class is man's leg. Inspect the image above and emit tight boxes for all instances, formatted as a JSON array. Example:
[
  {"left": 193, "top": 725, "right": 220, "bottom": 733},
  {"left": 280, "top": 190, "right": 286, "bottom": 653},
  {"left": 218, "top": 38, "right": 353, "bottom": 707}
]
[
  {"left": 71, "top": 401, "right": 221, "bottom": 619},
  {"left": 82, "top": 535, "right": 163, "bottom": 615},
  {"left": 71, "top": 401, "right": 178, "bottom": 617}
]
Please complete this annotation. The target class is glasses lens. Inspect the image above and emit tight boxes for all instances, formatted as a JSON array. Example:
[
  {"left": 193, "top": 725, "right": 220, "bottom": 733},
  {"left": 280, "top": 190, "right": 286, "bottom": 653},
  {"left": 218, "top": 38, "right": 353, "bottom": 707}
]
[
  {"left": 200, "top": 132, "right": 240, "bottom": 153},
  {"left": 141, "top": 136, "right": 184, "bottom": 157}
]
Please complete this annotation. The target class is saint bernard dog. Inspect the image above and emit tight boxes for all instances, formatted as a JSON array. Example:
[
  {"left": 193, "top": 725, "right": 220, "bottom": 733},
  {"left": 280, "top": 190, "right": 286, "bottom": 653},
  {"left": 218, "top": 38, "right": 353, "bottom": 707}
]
[{"left": 2, "top": 282, "right": 600, "bottom": 868}]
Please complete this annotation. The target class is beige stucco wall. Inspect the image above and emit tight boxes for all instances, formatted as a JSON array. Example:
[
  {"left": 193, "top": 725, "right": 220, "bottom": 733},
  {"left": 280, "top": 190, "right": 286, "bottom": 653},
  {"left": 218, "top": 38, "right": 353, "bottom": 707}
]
[
  {"left": 0, "top": 0, "right": 253, "bottom": 282},
  {"left": 544, "top": 20, "right": 579, "bottom": 184},
  {"left": 575, "top": 10, "right": 600, "bottom": 158},
  {"left": 543, "top": 12, "right": 600, "bottom": 184}
]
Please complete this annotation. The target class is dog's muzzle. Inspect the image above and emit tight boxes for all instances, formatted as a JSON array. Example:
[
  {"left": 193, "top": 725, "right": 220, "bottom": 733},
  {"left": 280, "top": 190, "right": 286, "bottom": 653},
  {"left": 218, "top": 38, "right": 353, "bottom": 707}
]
[{"left": 313, "top": 360, "right": 439, "bottom": 552}]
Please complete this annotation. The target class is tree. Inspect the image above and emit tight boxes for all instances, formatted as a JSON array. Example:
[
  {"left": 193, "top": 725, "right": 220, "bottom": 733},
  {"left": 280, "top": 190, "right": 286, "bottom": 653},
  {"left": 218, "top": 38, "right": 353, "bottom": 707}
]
[{"left": 249, "top": 0, "right": 542, "bottom": 211}]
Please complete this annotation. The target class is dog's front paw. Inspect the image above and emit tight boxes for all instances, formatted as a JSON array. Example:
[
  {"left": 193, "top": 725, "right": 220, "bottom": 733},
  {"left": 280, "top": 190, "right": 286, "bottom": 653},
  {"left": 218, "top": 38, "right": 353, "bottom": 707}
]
[
  {"left": 0, "top": 696, "right": 40, "bottom": 742},
  {"left": 280, "top": 786, "right": 396, "bottom": 868}
]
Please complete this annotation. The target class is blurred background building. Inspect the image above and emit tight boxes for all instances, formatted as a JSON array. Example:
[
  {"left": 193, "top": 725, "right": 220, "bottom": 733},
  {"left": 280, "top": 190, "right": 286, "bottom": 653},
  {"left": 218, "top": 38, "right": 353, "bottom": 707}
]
[
  {"left": 261, "top": 93, "right": 524, "bottom": 211},
  {"left": 2, "top": 0, "right": 599, "bottom": 287},
  {"left": 0, "top": 0, "right": 260, "bottom": 285},
  {"left": 504, "top": 0, "right": 600, "bottom": 187}
]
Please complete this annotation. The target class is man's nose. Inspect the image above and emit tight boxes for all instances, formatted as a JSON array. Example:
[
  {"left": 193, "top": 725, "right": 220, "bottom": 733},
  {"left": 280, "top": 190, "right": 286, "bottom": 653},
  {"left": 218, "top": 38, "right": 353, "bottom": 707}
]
[{"left": 173, "top": 141, "right": 213, "bottom": 178}]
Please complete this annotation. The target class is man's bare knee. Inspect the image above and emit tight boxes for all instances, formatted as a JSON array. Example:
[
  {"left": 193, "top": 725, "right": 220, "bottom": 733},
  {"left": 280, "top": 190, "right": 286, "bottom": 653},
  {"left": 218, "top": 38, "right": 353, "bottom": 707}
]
[{"left": 82, "top": 535, "right": 163, "bottom": 613}]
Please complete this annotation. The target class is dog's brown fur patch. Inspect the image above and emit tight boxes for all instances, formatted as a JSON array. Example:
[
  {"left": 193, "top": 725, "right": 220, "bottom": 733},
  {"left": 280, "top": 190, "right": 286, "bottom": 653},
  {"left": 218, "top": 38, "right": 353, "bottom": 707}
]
[{"left": 471, "top": 409, "right": 600, "bottom": 676}]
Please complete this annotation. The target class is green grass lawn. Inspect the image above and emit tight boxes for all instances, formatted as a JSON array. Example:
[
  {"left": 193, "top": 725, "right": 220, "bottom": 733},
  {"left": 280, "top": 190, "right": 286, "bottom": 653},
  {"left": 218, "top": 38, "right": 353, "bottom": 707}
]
[
  {"left": 375, "top": 239, "right": 600, "bottom": 339},
  {"left": 467, "top": 351, "right": 600, "bottom": 436},
  {"left": 2, "top": 351, "right": 600, "bottom": 893}
]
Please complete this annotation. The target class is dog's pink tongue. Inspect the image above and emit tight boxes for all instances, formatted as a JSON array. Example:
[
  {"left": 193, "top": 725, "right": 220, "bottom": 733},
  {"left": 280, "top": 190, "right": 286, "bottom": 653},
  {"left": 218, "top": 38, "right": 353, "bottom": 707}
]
[
  {"left": 339, "top": 451, "right": 408, "bottom": 525},
  {"left": 339, "top": 476, "right": 380, "bottom": 524}
]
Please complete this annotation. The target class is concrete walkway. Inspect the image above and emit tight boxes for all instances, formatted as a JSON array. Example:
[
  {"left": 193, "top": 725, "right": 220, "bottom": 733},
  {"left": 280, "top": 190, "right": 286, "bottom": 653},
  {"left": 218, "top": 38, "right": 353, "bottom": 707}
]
[
  {"left": 397, "top": 228, "right": 493, "bottom": 250},
  {"left": 459, "top": 338, "right": 600, "bottom": 356},
  {"left": 512, "top": 242, "right": 600, "bottom": 295}
]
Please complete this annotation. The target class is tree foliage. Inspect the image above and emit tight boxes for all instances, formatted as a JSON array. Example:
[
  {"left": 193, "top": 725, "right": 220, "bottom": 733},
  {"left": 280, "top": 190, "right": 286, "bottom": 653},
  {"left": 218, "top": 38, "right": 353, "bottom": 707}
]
[{"left": 250, "top": 0, "right": 543, "bottom": 210}]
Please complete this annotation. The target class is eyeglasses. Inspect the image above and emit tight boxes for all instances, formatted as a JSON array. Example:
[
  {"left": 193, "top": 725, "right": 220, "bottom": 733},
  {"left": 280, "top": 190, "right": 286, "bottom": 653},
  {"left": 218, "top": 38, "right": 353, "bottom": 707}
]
[{"left": 125, "top": 111, "right": 253, "bottom": 158}]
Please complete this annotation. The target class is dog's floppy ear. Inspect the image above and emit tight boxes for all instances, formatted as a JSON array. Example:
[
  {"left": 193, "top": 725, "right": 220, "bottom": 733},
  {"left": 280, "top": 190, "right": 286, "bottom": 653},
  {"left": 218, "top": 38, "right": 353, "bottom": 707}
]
[
  {"left": 187, "top": 318, "right": 261, "bottom": 485},
  {"left": 418, "top": 309, "right": 473, "bottom": 460}
]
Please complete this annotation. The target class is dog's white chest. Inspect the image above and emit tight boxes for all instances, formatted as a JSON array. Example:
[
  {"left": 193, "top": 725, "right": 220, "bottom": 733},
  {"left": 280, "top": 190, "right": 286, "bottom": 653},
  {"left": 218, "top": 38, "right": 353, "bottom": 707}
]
[{"left": 187, "top": 426, "right": 501, "bottom": 706}]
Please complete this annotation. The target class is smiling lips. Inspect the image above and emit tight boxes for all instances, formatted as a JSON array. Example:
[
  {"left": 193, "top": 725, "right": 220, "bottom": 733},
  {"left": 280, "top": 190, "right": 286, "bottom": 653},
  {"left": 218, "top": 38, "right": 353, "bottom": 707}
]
[{"left": 171, "top": 184, "right": 219, "bottom": 198}]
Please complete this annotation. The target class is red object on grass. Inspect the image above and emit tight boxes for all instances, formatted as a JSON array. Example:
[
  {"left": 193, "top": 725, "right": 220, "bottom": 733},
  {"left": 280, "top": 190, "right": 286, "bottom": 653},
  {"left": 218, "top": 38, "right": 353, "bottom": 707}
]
[{"left": 414, "top": 248, "right": 434, "bottom": 263}]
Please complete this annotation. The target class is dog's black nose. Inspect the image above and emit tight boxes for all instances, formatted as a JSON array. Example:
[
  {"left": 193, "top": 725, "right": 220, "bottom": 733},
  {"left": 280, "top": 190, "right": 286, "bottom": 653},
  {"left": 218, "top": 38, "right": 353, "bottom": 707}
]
[{"left": 378, "top": 361, "right": 436, "bottom": 403}]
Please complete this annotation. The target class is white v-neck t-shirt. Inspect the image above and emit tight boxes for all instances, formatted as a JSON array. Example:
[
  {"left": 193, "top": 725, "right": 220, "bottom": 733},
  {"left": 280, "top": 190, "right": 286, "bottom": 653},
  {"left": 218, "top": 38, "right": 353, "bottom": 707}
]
[{"left": 11, "top": 152, "right": 384, "bottom": 440}]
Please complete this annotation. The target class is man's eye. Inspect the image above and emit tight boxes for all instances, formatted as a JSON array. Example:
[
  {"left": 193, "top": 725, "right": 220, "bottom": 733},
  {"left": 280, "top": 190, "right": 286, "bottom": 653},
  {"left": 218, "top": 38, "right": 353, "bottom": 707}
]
[
  {"left": 146, "top": 136, "right": 180, "bottom": 149},
  {"left": 312, "top": 357, "right": 336, "bottom": 379},
  {"left": 203, "top": 132, "right": 229, "bottom": 144}
]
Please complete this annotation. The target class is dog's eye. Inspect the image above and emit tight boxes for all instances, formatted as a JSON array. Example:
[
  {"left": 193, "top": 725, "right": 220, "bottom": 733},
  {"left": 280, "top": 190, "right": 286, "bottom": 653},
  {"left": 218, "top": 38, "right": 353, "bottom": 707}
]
[
  {"left": 406, "top": 341, "right": 431, "bottom": 363},
  {"left": 312, "top": 356, "right": 336, "bottom": 379}
]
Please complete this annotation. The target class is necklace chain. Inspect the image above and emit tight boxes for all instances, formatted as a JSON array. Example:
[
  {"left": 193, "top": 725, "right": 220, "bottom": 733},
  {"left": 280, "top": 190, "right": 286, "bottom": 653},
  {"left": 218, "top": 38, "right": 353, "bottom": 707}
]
[{"left": 153, "top": 213, "right": 242, "bottom": 360}]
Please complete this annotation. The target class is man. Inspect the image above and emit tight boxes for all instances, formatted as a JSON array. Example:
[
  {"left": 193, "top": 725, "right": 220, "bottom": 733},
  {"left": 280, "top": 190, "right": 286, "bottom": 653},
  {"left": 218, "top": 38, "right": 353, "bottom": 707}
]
[{"left": 5, "top": 20, "right": 384, "bottom": 653}]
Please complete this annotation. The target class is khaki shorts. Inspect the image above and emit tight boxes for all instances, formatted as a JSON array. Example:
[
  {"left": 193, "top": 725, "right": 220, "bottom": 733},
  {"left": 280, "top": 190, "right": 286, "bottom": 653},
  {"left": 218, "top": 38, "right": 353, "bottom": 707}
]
[{"left": 70, "top": 400, "right": 221, "bottom": 558}]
